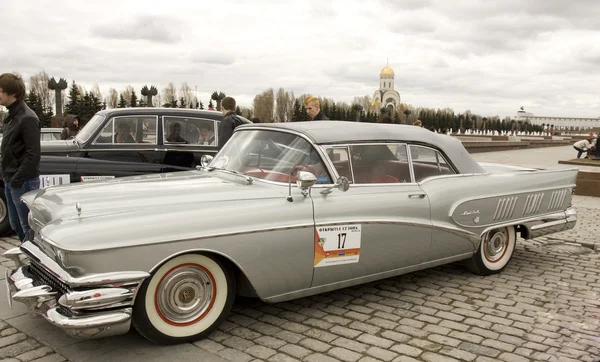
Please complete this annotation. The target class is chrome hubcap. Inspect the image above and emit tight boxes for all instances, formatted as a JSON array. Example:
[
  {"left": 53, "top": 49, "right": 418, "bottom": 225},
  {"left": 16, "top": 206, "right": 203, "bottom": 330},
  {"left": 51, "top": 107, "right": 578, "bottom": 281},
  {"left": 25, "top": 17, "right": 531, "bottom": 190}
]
[
  {"left": 156, "top": 265, "right": 213, "bottom": 324},
  {"left": 484, "top": 229, "right": 508, "bottom": 262}
]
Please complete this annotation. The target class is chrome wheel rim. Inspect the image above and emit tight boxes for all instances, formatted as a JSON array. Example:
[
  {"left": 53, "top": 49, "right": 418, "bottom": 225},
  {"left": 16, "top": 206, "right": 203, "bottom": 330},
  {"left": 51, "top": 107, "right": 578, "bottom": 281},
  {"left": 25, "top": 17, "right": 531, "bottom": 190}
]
[
  {"left": 156, "top": 265, "right": 214, "bottom": 324},
  {"left": 484, "top": 229, "right": 508, "bottom": 262}
]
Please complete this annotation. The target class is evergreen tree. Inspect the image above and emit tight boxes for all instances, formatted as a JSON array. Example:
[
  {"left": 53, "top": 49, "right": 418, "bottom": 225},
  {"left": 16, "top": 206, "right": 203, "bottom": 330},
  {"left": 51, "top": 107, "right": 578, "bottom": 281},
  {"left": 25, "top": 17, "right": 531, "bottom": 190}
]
[
  {"left": 208, "top": 99, "right": 214, "bottom": 109},
  {"left": 118, "top": 94, "right": 127, "bottom": 108},
  {"left": 179, "top": 97, "right": 187, "bottom": 108},
  {"left": 26, "top": 90, "right": 53, "bottom": 128},
  {"left": 64, "top": 81, "right": 82, "bottom": 116},
  {"left": 130, "top": 91, "right": 138, "bottom": 107},
  {"left": 198, "top": 100, "right": 204, "bottom": 109}
]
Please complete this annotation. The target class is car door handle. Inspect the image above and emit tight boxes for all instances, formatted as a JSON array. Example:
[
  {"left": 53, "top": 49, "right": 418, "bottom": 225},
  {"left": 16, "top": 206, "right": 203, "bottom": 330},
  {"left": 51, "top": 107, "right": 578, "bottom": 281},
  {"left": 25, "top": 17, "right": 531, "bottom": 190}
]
[{"left": 408, "top": 194, "right": 426, "bottom": 199}]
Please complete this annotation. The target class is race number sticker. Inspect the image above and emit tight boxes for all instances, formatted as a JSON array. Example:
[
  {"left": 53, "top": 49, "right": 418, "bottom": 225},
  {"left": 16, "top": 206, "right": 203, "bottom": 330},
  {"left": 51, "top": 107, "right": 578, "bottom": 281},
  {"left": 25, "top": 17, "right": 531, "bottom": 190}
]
[{"left": 314, "top": 224, "right": 361, "bottom": 267}]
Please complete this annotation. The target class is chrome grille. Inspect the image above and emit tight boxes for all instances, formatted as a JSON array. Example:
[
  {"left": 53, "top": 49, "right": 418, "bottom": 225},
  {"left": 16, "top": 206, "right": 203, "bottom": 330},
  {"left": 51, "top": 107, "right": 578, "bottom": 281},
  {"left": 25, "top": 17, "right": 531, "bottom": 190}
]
[
  {"left": 548, "top": 189, "right": 568, "bottom": 211},
  {"left": 493, "top": 197, "right": 518, "bottom": 221},
  {"left": 522, "top": 193, "right": 544, "bottom": 216},
  {"left": 29, "top": 261, "right": 70, "bottom": 297}
]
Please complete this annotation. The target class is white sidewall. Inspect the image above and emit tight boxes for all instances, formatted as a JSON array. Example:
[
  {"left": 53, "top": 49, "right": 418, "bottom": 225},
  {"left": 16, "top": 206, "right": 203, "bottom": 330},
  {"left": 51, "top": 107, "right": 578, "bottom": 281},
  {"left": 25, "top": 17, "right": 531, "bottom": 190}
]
[
  {"left": 481, "top": 227, "right": 516, "bottom": 271},
  {"left": 144, "top": 254, "right": 229, "bottom": 338}
]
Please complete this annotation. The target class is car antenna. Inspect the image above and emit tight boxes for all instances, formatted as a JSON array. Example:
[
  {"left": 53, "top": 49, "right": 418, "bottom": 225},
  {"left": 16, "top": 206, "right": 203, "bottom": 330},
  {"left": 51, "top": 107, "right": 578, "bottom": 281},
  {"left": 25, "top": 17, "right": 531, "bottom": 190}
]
[{"left": 287, "top": 172, "right": 293, "bottom": 202}]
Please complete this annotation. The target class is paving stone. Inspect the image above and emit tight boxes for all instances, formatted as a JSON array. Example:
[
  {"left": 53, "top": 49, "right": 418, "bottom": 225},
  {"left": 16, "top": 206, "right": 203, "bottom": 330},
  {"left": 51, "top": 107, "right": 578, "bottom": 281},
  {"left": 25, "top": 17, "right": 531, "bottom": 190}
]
[
  {"left": 457, "top": 342, "right": 501, "bottom": 358},
  {"left": 29, "top": 355, "right": 66, "bottom": 362},
  {"left": 439, "top": 346, "right": 477, "bottom": 362},
  {"left": 327, "top": 347, "right": 363, "bottom": 362},
  {"left": 218, "top": 348, "right": 254, "bottom": 362},
  {"left": 279, "top": 344, "right": 312, "bottom": 359},
  {"left": 245, "top": 345, "right": 277, "bottom": 360},
  {"left": 390, "top": 343, "right": 422, "bottom": 357},
  {"left": 299, "top": 338, "right": 332, "bottom": 353},
  {"left": 421, "top": 351, "right": 461, "bottom": 362},
  {"left": 268, "top": 353, "right": 301, "bottom": 362}
]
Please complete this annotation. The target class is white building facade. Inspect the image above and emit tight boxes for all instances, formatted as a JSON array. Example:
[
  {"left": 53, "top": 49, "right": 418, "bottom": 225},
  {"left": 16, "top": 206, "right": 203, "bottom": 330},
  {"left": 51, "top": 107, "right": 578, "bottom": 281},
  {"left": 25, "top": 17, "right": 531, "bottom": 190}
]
[
  {"left": 515, "top": 107, "right": 600, "bottom": 130},
  {"left": 372, "top": 62, "right": 401, "bottom": 113}
]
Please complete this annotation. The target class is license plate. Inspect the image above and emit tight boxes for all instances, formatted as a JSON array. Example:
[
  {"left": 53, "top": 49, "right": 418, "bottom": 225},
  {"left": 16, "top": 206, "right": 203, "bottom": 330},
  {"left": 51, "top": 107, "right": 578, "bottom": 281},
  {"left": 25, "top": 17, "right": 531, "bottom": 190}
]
[{"left": 5, "top": 269, "right": 12, "bottom": 308}]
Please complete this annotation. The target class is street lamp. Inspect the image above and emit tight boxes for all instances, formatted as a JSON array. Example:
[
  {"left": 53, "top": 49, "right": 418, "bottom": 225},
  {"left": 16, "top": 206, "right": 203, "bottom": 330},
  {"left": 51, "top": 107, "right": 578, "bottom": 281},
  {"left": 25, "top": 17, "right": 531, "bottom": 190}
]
[{"left": 403, "top": 109, "right": 411, "bottom": 125}]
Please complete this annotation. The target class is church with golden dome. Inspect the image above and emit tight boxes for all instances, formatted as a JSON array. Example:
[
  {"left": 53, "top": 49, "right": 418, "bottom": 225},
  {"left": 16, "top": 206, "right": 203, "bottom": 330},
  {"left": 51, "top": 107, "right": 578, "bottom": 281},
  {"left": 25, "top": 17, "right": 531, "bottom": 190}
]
[{"left": 372, "top": 61, "right": 401, "bottom": 113}]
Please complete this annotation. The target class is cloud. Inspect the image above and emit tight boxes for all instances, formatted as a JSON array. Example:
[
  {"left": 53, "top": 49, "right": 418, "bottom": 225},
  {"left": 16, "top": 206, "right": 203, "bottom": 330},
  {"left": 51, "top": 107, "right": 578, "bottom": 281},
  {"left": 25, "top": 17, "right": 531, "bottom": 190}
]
[{"left": 91, "top": 15, "right": 185, "bottom": 44}]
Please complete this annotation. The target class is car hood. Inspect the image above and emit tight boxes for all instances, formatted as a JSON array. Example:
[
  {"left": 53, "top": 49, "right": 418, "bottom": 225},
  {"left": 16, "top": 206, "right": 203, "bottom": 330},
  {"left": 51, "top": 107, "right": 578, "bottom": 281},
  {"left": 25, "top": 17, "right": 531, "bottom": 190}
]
[
  {"left": 25, "top": 170, "right": 287, "bottom": 251},
  {"left": 41, "top": 139, "right": 80, "bottom": 153}
]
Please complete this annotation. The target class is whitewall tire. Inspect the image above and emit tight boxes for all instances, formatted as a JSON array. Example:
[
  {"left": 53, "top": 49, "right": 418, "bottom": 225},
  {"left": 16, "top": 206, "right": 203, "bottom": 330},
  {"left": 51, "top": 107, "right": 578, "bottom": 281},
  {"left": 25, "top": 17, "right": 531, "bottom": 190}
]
[
  {"left": 133, "top": 253, "right": 235, "bottom": 344},
  {"left": 466, "top": 227, "right": 516, "bottom": 276}
]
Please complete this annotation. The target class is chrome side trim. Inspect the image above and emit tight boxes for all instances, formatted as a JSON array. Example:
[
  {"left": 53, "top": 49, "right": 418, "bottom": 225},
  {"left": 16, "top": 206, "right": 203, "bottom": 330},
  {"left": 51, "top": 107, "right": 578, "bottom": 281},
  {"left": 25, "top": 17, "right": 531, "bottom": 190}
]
[
  {"left": 19, "top": 241, "right": 150, "bottom": 287},
  {"left": 3, "top": 247, "right": 25, "bottom": 268},
  {"left": 264, "top": 252, "right": 473, "bottom": 303},
  {"left": 59, "top": 288, "right": 134, "bottom": 311},
  {"left": 493, "top": 197, "right": 518, "bottom": 221}
]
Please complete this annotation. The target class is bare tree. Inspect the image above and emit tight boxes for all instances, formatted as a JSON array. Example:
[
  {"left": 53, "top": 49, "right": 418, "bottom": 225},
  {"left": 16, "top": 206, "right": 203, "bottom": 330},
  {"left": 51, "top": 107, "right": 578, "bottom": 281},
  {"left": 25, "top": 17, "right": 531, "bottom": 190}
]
[
  {"left": 352, "top": 95, "right": 372, "bottom": 113},
  {"left": 121, "top": 85, "right": 135, "bottom": 106},
  {"left": 253, "top": 88, "right": 275, "bottom": 123},
  {"left": 90, "top": 84, "right": 102, "bottom": 101},
  {"left": 107, "top": 88, "right": 119, "bottom": 108},
  {"left": 275, "top": 88, "right": 289, "bottom": 122},
  {"left": 180, "top": 83, "right": 194, "bottom": 108},
  {"left": 29, "top": 71, "right": 53, "bottom": 114},
  {"left": 285, "top": 91, "right": 295, "bottom": 122},
  {"left": 162, "top": 83, "right": 177, "bottom": 105}
]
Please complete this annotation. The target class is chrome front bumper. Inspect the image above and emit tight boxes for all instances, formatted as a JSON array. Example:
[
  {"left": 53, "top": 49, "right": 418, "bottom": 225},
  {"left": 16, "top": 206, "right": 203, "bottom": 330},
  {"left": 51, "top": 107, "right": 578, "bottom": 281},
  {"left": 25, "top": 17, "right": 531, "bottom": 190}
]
[
  {"left": 4, "top": 241, "right": 149, "bottom": 339},
  {"left": 521, "top": 206, "right": 577, "bottom": 239}
]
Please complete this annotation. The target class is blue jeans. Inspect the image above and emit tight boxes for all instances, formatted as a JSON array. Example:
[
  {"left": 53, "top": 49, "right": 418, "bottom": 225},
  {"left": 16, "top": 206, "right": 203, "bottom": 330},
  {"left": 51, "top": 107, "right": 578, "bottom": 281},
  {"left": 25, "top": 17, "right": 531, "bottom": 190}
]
[
  {"left": 4, "top": 177, "right": 40, "bottom": 241},
  {"left": 574, "top": 146, "right": 586, "bottom": 158}
]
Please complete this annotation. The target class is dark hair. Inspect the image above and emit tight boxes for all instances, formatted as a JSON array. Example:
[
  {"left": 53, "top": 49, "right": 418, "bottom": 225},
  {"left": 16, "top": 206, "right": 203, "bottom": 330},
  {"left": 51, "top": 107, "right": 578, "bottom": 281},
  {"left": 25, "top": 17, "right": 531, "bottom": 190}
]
[
  {"left": 221, "top": 96, "right": 236, "bottom": 111},
  {"left": 0, "top": 73, "right": 26, "bottom": 101},
  {"left": 250, "top": 117, "right": 261, "bottom": 123}
]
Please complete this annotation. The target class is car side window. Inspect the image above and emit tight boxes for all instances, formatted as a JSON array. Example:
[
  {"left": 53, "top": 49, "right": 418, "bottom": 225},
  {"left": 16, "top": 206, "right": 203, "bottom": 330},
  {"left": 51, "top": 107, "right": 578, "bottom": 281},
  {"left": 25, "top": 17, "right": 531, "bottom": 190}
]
[
  {"left": 93, "top": 116, "right": 157, "bottom": 145},
  {"left": 164, "top": 117, "right": 216, "bottom": 146},
  {"left": 409, "top": 145, "right": 455, "bottom": 182},
  {"left": 345, "top": 144, "right": 412, "bottom": 184},
  {"left": 325, "top": 147, "right": 353, "bottom": 183}
]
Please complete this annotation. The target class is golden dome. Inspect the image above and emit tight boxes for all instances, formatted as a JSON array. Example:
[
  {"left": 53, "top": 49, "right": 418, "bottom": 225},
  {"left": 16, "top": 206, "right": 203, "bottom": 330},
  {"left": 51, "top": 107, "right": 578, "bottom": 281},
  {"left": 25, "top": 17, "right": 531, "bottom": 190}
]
[{"left": 380, "top": 64, "right": 394, "bottom": 76}]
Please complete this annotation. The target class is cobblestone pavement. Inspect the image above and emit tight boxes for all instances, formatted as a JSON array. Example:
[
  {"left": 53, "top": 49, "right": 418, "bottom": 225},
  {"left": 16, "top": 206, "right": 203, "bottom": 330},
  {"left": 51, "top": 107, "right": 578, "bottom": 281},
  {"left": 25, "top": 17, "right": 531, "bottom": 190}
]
[{"left": 0, "top": 198, "right": 599, "bottom": 361}]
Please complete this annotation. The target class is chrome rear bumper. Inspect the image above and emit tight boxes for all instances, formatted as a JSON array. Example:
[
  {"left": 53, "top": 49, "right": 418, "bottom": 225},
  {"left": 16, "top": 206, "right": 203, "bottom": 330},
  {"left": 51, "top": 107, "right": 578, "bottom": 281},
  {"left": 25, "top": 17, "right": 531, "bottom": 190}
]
[
  {"left": 521, "top": 206, "right": 577, "bottom": 239},
  {"left": 4, "top": 241, "right": 149, "bottom": 339}
]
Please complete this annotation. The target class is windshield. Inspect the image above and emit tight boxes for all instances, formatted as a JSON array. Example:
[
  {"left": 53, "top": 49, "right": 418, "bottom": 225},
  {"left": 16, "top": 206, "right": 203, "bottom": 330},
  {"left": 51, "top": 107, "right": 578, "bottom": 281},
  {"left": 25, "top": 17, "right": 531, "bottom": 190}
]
[
  {"left": 75, "top": 114, "right": 106, "bottom": 144},
  {"left": 210, "top": 130, "right": 332, "bottom": 184}
]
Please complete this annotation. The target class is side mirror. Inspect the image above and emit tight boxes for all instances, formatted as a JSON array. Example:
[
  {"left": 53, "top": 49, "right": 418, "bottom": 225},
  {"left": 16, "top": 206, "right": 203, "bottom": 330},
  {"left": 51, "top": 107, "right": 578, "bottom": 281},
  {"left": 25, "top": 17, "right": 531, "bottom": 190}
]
[
  {"left": 200, "top": 155, "right": 214, "bottom": 167},
  {"left": 336, "top": 176, "right": 350, "bottom": 192},
  {"left": 296, "top": 171, "right": 317, "bottom": 196},
  {"left": 320, "top": 176, "right": 350, "bottom": 195}
]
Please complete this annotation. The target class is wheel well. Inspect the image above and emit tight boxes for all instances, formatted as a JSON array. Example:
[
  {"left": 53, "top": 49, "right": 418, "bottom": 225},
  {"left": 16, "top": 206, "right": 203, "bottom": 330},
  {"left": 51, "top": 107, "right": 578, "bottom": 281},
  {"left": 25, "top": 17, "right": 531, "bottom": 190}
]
[
  {"left": 515, "top": 224, "right": 529, "bottom": 239},
  {"left": 148, "top": 251, "right": 259, "bottom": 299}
]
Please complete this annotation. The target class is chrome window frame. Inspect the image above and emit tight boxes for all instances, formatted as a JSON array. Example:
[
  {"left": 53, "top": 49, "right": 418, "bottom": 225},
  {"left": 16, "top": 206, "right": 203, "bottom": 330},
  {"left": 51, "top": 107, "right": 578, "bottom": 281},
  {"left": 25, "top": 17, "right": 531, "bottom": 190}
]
[
  {"left": 91, "top": 115, "right": 159, "bottom": 146},
  {"left": 162, "top": 116, "right": 218, "bottom": 147},
  {"left": 321, "top": 142, "right": 417, "bottom": 186},
  {"left": 408, "top": 144, "right": 457, "bottom": 183}
]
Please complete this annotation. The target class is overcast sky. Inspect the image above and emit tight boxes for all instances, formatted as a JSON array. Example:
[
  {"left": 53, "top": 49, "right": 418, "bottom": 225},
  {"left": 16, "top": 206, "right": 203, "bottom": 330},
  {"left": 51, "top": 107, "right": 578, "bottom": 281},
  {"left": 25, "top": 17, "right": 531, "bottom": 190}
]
[{"left": 4, "top": 0, "right": 599, "bottom": 118}]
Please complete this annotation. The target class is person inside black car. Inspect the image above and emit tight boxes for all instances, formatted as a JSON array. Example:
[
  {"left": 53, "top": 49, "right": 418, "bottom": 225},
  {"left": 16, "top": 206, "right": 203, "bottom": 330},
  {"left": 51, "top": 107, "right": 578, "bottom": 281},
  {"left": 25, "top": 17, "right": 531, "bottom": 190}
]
[
  {"left": 114, "top": 122, "right": 136, "bottom": 143},
  {"left": 166, "top": 122, "right": 188, "bottom": 143}
]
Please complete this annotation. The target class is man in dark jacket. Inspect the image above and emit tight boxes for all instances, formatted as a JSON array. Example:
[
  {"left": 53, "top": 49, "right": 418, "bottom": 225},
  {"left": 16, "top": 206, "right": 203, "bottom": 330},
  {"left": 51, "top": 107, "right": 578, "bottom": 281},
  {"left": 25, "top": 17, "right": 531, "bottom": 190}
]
[
  {"left": 218, "top": 96, "right": 250, "bottom": 150},
  {"left": 0, "top": 73, "right": 41, "bottom": 241},
  {"left": 304, "top": 95, "right": 329, "bottom": 121}
]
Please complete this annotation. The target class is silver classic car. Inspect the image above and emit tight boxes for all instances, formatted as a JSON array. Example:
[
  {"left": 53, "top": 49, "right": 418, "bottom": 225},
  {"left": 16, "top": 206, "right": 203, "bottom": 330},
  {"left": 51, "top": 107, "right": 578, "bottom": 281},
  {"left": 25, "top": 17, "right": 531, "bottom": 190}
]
[{"left": 5, "top": 122, "right": 578, "bottom": 344}]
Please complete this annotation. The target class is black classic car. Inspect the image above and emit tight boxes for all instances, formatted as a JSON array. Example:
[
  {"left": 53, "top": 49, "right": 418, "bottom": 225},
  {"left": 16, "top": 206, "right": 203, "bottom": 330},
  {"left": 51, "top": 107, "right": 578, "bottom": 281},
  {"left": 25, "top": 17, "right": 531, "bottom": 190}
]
[{"left": 0, "top": 108, "right": 247, "bottom": 235}]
